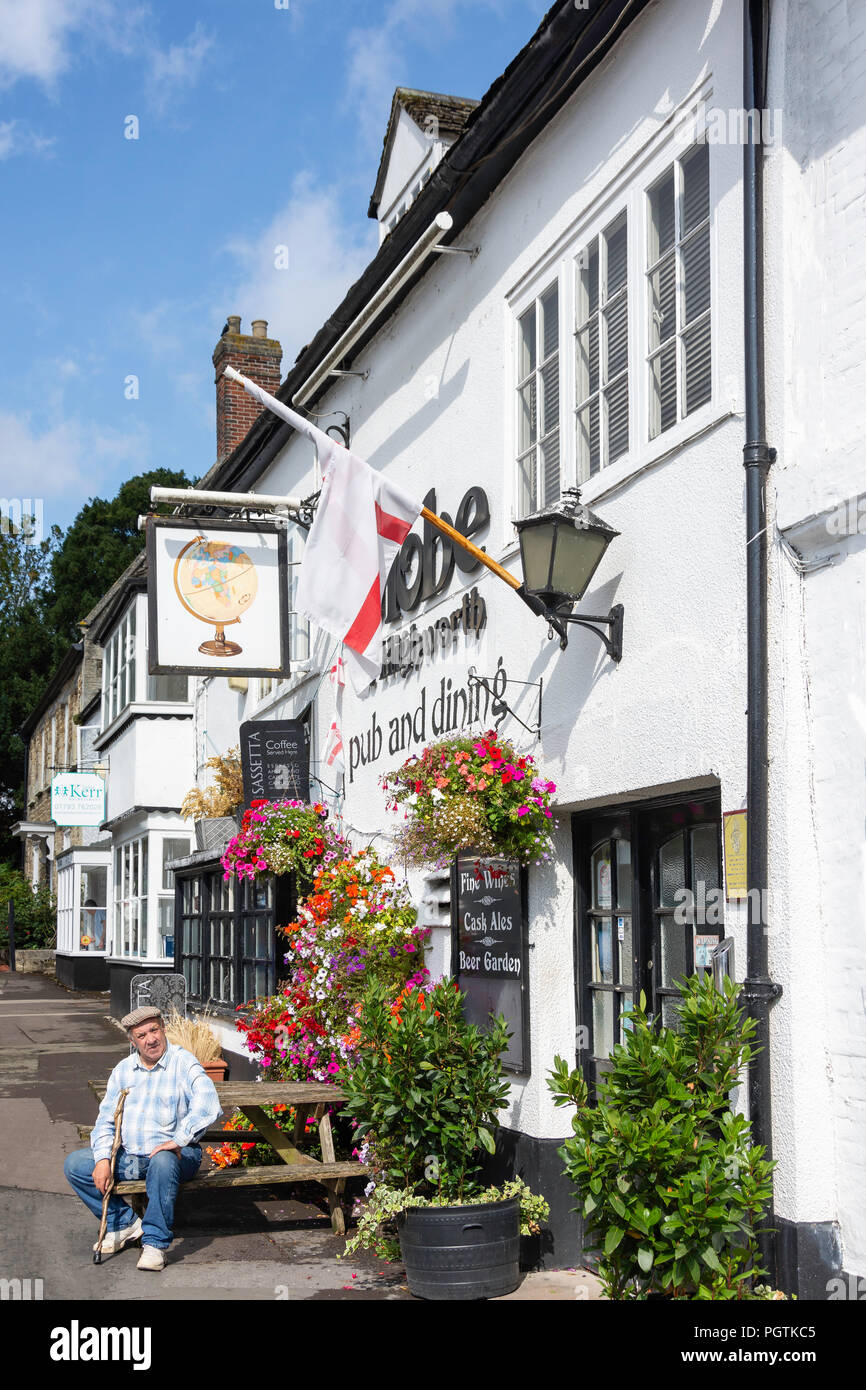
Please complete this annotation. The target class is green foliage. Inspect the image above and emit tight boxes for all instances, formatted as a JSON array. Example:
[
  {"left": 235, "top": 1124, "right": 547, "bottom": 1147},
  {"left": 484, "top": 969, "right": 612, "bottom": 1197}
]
[
  {"left": 0, "top": 514, "right": 65, "bottom": 846},
  {"left": 341, "top": 975, "right": 512, "bottom": 1201},
  {"left": 547, "top": 974, "right": 776, "bottom": 1300},
  {"left": 47, "top": 468, "right": 193, "bottom": 643},
  {"left": 341, "top": 1177, "right": 549, "bottom": 1264},
  {"left": 0, "top": 470, "right": 193, "bottom": 860},
  {"left": 0, "top": 865, "right": 56, "bottom": 951}
]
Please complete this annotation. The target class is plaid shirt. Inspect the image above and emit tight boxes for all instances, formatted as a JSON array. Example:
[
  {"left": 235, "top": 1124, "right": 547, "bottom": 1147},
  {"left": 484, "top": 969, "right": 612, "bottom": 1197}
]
[{"left": 90, "top": 1042, "right": 222, "bottom": 1162}]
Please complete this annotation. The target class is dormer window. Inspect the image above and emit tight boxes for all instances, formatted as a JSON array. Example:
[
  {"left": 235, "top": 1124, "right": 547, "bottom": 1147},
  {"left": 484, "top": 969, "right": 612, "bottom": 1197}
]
[{"left": 369, "top": 88, "right": 479, "bottom": 242}]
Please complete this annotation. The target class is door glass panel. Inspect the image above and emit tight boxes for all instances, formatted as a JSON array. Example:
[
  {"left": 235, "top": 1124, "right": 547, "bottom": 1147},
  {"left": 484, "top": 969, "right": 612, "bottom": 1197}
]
[
  {"left": 615, "top": 838, "right": 632, "bottom": 909},
  {"left": 591, "top": 917, "right": 613, "bottom": 983},
  {"left": 659, "top": 832, "right": 685, "bottom": 907},
  {"left": 691, "top": 824, "right": 719, "bottom": 893},
  {"left": 619, "top": 993, "right": 635, "bottom": 1042},
  {"left": 592, "top": 844, "right": 612, "bottom": 909},
  {"left": 660, "top": 919, "right": 688, "bottom": 989},
  {"left": 662, "top": 996, "right": 683, "bottom": 1032},
  {"left": 592, "top": 989, "right": 615, "bottom": 1058},
  {"left": 617, "top": 914, "right": 632, "bottom": 985}
]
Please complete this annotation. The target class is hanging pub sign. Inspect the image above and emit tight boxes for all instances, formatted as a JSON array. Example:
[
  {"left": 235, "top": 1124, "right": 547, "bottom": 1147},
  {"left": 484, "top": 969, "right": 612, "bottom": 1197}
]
[
  {"left": 51, "top": 773, "right": 105, "bottom": 827},
  {"left": 240, "top": 720, "right": 310, "bottom": 807},
  {"left": 146, "top": 517, "right": 290, "bottom": 678},
  {"left": 451, "top": 852, "right": 529, "bottom": 1074}
]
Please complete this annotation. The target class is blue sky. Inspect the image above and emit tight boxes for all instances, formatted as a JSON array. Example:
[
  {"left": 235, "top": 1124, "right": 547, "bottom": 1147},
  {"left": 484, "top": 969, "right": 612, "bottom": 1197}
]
[{"left": 0, "top": 0, "right": 548, "bottom": 534}]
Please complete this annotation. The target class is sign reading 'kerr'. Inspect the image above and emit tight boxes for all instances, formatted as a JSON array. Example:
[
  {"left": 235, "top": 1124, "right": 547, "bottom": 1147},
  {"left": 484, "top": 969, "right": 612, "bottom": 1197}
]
[{"left": 51, "top": 774, "right": 105, "bottom": 827}]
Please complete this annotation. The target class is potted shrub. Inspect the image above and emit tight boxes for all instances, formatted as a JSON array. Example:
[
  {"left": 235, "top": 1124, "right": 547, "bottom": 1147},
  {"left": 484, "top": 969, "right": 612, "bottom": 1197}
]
[
  {"left": 164, "top": 1007, "right": 228, "bottom": 1082},
  {"left": 340, "top": 976, "right": 549, "bottom": 1300},
  {"left": 547, "top": 973, "right": 781, "bottom": 1300},
  {"left": 381, "top": 730, "right": 557, "bottom": 870}
]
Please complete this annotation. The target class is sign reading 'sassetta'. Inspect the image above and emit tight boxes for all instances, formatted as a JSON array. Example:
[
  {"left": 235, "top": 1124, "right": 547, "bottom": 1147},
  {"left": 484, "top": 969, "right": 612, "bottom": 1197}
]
[
  {"left": 146, "top": 517, "right": 290, "bottom": 678},
  {"left": 51, "top": 774, "right": 105, "bottom": 828}
]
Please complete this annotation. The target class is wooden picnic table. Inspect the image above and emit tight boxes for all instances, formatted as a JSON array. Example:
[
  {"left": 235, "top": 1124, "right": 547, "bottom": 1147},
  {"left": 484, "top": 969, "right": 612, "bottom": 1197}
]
[{"left": 86, "top": 1080, "right": 366, "bottom": 1235}]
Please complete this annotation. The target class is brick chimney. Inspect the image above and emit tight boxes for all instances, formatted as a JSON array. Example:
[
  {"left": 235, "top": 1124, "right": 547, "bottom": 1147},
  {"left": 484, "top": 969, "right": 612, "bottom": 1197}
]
[{"left": 213, "top": 316, "right": 283, "bottom": 462}]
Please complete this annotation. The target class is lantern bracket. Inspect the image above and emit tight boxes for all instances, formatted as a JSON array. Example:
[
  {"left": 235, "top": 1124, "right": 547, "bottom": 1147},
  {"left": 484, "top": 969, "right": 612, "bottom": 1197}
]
[{"left": 547, "top": 603, "right": 624, "bottom": 661}]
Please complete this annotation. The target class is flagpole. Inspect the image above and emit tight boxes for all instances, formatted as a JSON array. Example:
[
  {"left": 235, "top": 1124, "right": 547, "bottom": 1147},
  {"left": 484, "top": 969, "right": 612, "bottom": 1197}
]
[{"left": 419, "top": 507, "right": 521, "bottom": 592}]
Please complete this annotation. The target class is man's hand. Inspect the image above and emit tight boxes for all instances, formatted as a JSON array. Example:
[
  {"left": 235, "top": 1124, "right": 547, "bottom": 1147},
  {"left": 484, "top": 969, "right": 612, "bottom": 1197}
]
[
  {"left": 92, "top": 1159, "right": 113, "bottom": 1195},
  {"left": 148, "top": 1141, "right": 182, "bottom": 1158}
]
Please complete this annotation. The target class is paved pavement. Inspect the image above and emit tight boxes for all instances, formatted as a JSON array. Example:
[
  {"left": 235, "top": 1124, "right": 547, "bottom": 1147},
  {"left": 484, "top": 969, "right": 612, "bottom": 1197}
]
[{"left": 0, "top": 969, "right": 601, "bottom": 1302}]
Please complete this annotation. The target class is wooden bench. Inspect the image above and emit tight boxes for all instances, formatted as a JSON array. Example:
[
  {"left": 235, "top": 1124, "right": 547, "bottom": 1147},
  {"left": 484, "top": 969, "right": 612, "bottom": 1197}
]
[{"left": 86, "top": 1080, "right": 367, "bottom": 1236}]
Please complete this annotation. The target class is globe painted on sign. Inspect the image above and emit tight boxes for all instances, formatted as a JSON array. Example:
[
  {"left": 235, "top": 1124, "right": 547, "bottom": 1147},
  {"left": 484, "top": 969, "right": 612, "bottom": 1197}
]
[{"left": 173, "top": 536, "right": 258, "bottom": 657}]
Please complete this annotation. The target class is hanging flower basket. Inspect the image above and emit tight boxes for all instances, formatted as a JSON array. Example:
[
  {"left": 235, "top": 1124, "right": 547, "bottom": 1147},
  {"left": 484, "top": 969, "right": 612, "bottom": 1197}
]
[
  {"left": 220, "top": 799, "right": 348, "bottom": 887},
  {"left": 382, "top": 731, "right": 557, "bottom": 869}
]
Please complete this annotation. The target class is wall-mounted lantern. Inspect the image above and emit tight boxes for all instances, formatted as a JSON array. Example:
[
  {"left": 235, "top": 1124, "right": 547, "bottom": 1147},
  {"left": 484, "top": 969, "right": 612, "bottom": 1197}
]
[{"left": 514, "top": 489, "right": 624, "bottom": 661}]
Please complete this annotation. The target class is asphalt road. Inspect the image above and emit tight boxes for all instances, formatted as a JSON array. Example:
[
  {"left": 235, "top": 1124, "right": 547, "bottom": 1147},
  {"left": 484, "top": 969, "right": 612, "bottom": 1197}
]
[{"left": 0, "top": 968, "right": 598, "bottom": 1304}]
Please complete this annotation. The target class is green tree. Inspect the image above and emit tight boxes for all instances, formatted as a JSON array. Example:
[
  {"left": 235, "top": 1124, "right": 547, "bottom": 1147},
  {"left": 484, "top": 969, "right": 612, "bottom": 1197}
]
[
  {"left": 0, "top": 512, "right": 65, "bottom": 848},
  {"left": 46, "top": 467, "right": 193, "bottom": 642}
]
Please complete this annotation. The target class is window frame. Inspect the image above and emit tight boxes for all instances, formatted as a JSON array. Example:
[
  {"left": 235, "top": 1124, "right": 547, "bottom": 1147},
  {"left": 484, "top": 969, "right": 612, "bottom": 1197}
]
[
  {"left": 101, "top": 593, "right": 190, "bottom": 733},
  {"left": 514, "top": 279, "right": 561, "bottom": 518},
  {"left": 175, "top": 864, "right": 295, "bottom": 1012},
  {"left": 508, "top": 131, "right": 718, "bottom": 530},
  {"left": 645, "top": 142, "right": 712, "bottom": 440}
]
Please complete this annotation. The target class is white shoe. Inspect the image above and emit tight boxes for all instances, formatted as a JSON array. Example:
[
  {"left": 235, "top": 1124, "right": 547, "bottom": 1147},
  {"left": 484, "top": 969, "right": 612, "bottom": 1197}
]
[
  {"left": 137, "top": 1245, "right": 166, "bottom": 1271},
  {"left": 93, "top": 1217, "right": 143, "bottom": 1254}
]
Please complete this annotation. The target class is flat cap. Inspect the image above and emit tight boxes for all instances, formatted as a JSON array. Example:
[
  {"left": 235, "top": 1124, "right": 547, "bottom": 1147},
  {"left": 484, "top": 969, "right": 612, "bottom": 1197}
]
[{"left": 121, "top": 1006, "right": 164, "bottom": 1031}]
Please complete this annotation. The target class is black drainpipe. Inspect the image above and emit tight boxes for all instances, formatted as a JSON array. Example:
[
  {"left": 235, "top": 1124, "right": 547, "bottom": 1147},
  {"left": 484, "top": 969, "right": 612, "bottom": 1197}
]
[{"left": 741, "top": 0, "right": 782, "bottom": 1284}]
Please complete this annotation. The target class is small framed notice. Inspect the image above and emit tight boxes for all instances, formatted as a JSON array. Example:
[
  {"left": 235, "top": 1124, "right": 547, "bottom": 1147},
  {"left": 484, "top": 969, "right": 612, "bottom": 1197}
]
[
  {"left": 451, "top": 852, "right": 529, "bottom": 1074},
  {"left": 723, "top": 809, "right": 748, "bottom": 901},
  {"left": 146, "top": 517, "right": 290, "bottom": 678}
]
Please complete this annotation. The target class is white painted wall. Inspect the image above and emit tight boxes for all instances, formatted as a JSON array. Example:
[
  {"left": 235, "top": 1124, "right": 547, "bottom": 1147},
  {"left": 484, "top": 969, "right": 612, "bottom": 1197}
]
[
  {"left": 763, "top": 0, "right": 866, "bottom": 1276},
  {"left": 190, "top": 0, "right": 866, "bottom": 1272}
]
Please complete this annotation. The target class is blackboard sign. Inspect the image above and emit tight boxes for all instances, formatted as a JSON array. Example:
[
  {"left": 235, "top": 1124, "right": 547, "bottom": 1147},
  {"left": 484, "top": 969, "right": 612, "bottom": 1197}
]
[
  {"left": 240, "top": 720, "right": 310, "bottom": 807},
  {"left": 451, "top": 853, "right": 529, "bottom": 1074}
]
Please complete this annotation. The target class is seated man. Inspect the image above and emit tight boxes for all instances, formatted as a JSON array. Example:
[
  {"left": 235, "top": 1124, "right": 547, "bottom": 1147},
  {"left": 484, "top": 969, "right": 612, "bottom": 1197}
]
[{"left": 64, "top": 1006, "right": 222, "bottom": 1271}]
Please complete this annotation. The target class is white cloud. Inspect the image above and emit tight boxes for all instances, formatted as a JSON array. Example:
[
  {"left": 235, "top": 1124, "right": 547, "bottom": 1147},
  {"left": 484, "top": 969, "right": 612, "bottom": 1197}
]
[
  {"left": 344, "top": 0, "right": 534, "bottom": 151},
  {"left": 0, "top": 118, "right": 55, "bottom": 159},
  {"left": 222, "top": 171, "right": 378, "bottom": 368},
  {"left": 145, "top": 22, "right": 215, "bottom": 116},
  {"left": 0, "top": 1, "right": 213, "bottom": 118},
  {"left": 0, "top": 409, "right": 149, "bottom": 515},
  {"left": 0, "top": 0, "right": 117, "bottom": 89}
]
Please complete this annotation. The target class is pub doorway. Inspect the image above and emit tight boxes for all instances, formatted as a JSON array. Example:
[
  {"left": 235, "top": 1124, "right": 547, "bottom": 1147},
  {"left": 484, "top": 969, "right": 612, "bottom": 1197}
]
[{"left": 572, "top": 789, "right": 723, "bottom": 1098}]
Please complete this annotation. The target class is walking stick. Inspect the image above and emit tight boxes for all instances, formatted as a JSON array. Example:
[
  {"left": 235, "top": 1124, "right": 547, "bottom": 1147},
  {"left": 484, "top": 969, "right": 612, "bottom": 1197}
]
[{"left": 93, "top": 1088, "right": 130, "bottom": 1265}]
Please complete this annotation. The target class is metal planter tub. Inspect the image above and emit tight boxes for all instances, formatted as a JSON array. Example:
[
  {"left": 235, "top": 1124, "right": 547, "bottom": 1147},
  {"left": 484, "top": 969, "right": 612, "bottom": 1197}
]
[{"left": 397, "top": 1196, "right": 521, "bottom": 1300}]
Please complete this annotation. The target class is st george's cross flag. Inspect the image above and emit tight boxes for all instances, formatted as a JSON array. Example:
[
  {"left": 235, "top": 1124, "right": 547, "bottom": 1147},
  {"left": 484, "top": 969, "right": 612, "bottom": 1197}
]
[
  {"left": 323, "top": 658, "right": 345, "bottom": 776},
  {"left": 225, "top": 368, "right": 422, "bottom": 692}
]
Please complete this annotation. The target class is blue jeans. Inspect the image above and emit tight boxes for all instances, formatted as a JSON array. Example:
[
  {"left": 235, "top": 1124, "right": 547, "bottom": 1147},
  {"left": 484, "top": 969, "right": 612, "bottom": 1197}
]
[{"left": 64, "top": 1146, "right": 202, "bottom": 1251}]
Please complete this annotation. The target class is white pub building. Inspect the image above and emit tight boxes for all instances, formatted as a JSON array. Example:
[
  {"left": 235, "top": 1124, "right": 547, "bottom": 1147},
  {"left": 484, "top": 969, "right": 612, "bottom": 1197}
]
[{"left": 147, "top": 0, "right": 864, "bottom": 1296}]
